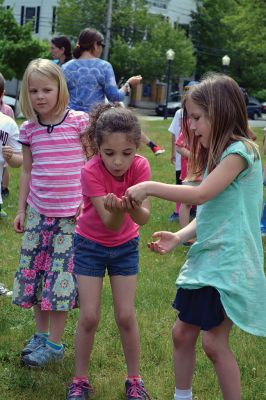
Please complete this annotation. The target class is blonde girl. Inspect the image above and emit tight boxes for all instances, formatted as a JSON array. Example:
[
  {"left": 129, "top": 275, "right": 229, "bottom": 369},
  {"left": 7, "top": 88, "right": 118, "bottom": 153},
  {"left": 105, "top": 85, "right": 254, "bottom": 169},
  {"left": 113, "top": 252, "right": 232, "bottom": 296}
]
[
  {"left": 12, "top": 59, "right": 89, "bottom": 368},
  {"left": 126, "top": 73, "right": 266, "bottom": 400}
]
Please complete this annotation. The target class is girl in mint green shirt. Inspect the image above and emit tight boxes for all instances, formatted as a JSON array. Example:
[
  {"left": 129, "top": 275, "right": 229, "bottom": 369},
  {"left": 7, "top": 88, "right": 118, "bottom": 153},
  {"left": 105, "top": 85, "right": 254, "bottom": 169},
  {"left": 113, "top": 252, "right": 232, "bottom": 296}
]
[{"left": 125, "top": 73, "right": 266, "bottom": 400}]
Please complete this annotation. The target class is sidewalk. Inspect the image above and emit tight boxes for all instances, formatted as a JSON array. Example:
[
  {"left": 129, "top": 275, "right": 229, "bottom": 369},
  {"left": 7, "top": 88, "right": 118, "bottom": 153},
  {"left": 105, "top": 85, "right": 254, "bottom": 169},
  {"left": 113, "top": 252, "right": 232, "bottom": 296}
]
[{"left": 129, "top": 100, "right": 157, "bottom": 117}]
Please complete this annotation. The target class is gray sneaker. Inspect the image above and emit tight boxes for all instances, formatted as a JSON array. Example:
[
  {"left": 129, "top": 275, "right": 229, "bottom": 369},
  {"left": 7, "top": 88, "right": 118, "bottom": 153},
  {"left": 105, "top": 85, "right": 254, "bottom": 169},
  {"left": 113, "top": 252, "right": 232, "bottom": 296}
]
[
  {"left": 22, "top": 344, "right": 64, "bottom": 367},
  {"left": 21, "top": 334, "right": 47, "bottom": 356}
]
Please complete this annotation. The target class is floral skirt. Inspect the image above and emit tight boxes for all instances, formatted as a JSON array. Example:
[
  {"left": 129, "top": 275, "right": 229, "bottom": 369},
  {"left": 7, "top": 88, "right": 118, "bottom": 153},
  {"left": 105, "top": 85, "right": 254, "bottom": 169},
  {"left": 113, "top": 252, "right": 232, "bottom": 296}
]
[{"left": 12, "top": 206, "right": 78, "bottom": 311}]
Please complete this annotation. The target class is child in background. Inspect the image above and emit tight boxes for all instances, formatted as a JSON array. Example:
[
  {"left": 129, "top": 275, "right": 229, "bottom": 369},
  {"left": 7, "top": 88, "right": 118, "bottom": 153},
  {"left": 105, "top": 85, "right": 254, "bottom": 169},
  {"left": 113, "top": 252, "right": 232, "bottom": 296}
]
[
  {"left": 0, "top": 111, "right": 22, "bottom": 218},
  {"left": 175, "top": 130, "right": 201, "bottom": 235},
  {"left": 66, "top": 103, "right": 151, "bottom": 400},
  {"left": 168, "top": 82, "right": 199, "bottom": 222},
  {"left": 0, "top": 72, "right": 16, "bottom": 200},
  {"left": 0, "top": 73, "right": 15, "bottom": 119},
  {"left": 12, "top": 59, "right": 89, "bottom": 367},
  {"left": 126, "top": 73, "right": 266, "bottom": 400},
  {"left": 168, "top": 108, "right": 182, "bottom": 221}
]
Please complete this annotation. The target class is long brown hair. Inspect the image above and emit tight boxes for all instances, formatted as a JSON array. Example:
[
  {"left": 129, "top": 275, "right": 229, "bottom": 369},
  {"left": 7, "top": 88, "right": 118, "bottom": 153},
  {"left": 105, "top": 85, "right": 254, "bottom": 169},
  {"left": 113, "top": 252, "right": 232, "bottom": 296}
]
[{"left": 182, "top": 73, "right": 259, "bottom": 175}]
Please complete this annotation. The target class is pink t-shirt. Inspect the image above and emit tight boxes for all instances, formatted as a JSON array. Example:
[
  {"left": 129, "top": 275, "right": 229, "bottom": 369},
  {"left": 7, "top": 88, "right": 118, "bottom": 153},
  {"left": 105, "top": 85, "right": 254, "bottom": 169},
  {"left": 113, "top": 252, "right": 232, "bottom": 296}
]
[
  {"left": 19, "top": 109, "right": 89, "bottom": 217},
  {"left": 176, "top": 131, "right": 201, "bottom": 182},
  {"left": 76, "top": 154, "right": 151, "bottom": 247},
  {"left": 176, "top": 131, "right": 189, "bottom": 180}
]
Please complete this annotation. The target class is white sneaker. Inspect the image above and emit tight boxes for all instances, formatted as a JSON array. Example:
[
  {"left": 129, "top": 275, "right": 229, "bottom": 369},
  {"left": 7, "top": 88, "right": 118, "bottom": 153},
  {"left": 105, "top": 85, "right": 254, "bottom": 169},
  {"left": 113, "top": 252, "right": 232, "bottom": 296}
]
[{"left": 0, "top": 283, "right": 13, "bottom": 296}]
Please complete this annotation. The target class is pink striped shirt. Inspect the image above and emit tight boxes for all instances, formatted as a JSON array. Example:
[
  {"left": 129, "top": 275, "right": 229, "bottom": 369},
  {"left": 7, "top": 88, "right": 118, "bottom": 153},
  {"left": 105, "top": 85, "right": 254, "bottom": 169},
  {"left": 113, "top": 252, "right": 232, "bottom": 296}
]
[{"left": 19, "top": 109, "right": 89, "bottom": 217}]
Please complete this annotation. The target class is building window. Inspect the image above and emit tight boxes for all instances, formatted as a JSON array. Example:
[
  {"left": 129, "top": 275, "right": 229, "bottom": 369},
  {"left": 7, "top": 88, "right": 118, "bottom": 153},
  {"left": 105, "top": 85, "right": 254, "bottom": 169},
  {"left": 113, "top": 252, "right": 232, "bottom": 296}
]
[
  {"left": 25, "top": 7, "right": 35, "bottom": 23},
  {"left": 147, "top": 0, "right": 167, "bottom": 9},
  {"left": 20, "top": 6, "right": 40, "bottom": 33},
  {"left": 52, "top": 7, "right": 57, "bottom": 34}
]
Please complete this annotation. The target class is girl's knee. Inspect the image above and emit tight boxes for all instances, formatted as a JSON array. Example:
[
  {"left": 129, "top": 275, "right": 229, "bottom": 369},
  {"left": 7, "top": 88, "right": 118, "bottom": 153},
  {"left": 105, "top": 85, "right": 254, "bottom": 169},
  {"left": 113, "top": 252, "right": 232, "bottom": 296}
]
[
  {"left": 172, "top": 322, "right": 198, "bottom": 349},
  {"left": 115, "top": 309, "right": 135, "bottom": 330},
  {"left": 79, "top": 312, "right": 100, "bottom": 331},
  {"left": 202, "top": 334, "right": 219, "bottom": 362}
]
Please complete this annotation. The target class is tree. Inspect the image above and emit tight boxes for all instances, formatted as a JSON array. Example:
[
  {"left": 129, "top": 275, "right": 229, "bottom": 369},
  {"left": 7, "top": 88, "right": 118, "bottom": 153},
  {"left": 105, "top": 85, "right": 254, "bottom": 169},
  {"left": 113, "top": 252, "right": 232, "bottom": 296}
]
[
  {"left": 190, "top": 0, "right": 266, "bottom": 93},
  {"left": 56, "top": 0, "right": 195, "bottom": 83},
  {"left": 55, "top": 0, "right": 107, "bottom": 39},
  {"left": 190, "top": 0, "right": 237, "bottom": 79},
  {"left": 110, "top": 18, "right": 195, "bottom": 82},
  {"left": 223, "top": 0, "right": 266, "bottom": 93},
  {"left": 0, "top": 2, "right": 49, "bottom": 83}
]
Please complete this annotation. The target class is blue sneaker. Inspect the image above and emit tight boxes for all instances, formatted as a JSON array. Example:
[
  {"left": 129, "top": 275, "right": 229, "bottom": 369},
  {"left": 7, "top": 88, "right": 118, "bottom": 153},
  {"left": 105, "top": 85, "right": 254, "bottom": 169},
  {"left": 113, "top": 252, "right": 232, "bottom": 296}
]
[
  {"left": 125, "top": 378, "right": 151, "bottom": 400},
  {"left": 168, "top": 211, "right": 179, "bottom": 221},
  {"left": 22, "top": 344, "right": 64, "bottom": 367},
  {"left": 21, "top": 333, "right": 47, "bottom": 356},
  {"left": 67, "top": 381, "right": 94, "bottom": 400}
]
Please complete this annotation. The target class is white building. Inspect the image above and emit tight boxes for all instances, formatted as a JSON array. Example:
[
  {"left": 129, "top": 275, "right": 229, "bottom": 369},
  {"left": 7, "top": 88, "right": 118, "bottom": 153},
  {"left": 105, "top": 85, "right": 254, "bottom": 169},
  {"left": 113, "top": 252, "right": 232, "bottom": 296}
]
[
  {"left": 3, "top": 0, "right": 197, "bottom": 40},
  {"left": 4, "top": 0, "right": 58, "bottom": 39},
  {"left": 147, "top": 0, "right": 197, "bottom": 26}
]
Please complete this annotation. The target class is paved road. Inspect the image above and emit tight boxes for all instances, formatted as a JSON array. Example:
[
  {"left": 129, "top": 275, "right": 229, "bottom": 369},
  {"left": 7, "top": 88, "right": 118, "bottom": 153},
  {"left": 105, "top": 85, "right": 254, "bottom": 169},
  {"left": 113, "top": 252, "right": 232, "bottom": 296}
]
[
  {"left": 136, "top": 110, "right": 266, "bottom": 128},
  {"left": 249, "top": 118, "right": 266, "bottom": 128}
]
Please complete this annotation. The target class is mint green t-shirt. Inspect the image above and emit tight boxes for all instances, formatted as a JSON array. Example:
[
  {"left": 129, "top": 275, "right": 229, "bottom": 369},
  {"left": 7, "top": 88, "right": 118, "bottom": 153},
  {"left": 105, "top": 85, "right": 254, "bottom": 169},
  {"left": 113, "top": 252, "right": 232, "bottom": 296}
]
[{"left": 176, "top": 141, "right": 266, "bottom": 337}]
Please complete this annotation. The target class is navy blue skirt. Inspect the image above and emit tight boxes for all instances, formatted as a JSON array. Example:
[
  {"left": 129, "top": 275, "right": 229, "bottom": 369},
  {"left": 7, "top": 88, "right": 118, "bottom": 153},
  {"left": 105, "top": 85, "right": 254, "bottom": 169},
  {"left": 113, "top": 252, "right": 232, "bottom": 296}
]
[{"left": 172, "top": 286, "right": 225, "bottom": 330}]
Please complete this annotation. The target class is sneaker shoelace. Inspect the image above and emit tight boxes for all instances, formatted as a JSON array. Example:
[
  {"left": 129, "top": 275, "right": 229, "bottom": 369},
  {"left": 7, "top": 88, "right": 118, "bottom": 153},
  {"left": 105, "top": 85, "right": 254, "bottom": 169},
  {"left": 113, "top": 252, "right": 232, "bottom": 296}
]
[
  {"left": 69, "top": 382, "right": 91, "bottom": 396},
  {"left": 127, "top": 380, "right": 151, "bottom": 400}
]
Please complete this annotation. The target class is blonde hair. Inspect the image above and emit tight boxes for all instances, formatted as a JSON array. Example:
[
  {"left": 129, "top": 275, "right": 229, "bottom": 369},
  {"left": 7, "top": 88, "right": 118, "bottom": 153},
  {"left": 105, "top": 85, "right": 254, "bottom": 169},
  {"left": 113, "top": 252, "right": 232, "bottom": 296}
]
[
  {"left": 182, "top": 73, "right": 259, "bottom": 175},
  {"left": 19, "top": 58, "right": 69, "bottom": 121}
]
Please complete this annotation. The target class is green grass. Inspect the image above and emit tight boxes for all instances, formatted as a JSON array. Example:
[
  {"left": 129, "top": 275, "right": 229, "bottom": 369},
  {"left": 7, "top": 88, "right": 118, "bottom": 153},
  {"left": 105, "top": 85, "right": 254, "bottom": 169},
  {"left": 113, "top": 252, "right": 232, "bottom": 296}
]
[{"left": 0, "top": 118, "right": 266, "bottom": 399}]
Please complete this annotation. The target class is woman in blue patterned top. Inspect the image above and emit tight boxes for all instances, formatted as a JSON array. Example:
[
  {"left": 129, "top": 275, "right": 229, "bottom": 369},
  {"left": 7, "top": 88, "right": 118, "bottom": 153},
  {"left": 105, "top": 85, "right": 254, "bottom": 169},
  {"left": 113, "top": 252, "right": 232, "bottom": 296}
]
[
  {"left": 62, "top": 27, "right": 165, "bottom": 156},
  {"left": 62, "top": 28, "right": 141, "bottom": 113}
]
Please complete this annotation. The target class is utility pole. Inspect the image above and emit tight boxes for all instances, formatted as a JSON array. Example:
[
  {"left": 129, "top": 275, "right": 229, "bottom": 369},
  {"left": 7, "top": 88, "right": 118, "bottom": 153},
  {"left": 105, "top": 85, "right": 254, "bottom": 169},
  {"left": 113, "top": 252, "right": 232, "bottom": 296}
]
[{"left": 103, "top": 0, "right": 112, "bottom": 60}]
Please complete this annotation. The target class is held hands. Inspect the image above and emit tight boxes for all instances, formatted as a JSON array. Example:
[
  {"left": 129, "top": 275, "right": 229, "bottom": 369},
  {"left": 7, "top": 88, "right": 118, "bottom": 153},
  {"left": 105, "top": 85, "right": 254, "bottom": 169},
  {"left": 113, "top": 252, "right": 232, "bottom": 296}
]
[
  {"left": 104, "top": 193, "right": 123, "bottom": 212},
  {"left": 148, "top": 231, "right": 181, "bottom": 255},
  {"left": 104, "top": 193, "right": 141, "bottom": 212},
  {"left": 125, "top": 182, "right": 148, "bottom": 206}
]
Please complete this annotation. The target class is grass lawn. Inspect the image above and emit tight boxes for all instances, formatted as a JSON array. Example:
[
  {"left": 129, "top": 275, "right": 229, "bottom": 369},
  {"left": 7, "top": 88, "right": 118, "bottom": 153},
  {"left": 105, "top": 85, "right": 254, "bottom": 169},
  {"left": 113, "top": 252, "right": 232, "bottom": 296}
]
[{"left": 0, "top": 117, "right": 266, "bottom": 399}]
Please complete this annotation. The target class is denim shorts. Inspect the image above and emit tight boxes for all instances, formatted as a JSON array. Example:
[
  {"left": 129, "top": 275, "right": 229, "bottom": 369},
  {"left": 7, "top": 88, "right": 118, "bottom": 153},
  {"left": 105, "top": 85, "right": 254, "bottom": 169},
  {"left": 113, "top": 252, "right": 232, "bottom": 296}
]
[{"left": 73, "top": 233, "right": 139, "bottom": 277}]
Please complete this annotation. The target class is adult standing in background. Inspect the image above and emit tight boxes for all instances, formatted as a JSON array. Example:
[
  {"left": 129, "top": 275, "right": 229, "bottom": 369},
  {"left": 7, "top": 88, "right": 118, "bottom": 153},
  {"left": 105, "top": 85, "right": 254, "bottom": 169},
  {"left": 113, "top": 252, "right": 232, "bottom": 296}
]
[
  {"left": 50, "top": 36, "right": 72, "bottom": 66},
  {"left": 62, "top": 27, "right": 165, "bottom": 155}
]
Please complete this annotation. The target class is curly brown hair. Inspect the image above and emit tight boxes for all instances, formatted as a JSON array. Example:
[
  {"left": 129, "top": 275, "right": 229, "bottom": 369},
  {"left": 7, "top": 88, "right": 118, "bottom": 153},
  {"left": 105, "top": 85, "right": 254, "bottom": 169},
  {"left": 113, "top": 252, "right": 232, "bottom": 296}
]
[{"left": 82, "top": 102, "right": 142, "bottom": 160}]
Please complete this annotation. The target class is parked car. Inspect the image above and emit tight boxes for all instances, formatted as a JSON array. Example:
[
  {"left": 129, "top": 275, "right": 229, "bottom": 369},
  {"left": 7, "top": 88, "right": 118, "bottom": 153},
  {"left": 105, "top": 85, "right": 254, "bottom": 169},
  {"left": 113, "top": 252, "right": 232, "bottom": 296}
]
[
  {"left": 247, "top": 96, "right": 262, "bottom": 120},
  {"left": 155, "top": 92, "right": 182, "bottom": 117},
  {"left": 261, "top": 102, "right": 266, "bottom": 114},
  {"left": 3, "top": 95, "right": 21, "bottom": 117}
]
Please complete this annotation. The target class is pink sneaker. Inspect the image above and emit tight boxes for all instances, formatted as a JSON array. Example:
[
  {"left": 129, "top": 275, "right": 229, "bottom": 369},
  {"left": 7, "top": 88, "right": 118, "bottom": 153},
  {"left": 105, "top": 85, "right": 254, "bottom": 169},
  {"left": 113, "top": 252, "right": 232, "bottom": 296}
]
[
  {"left": 67, "top": 380, "right": 94, "bottom": 400},
  {"left": 125, "top": 378, "right": 151, "bottom": 400}
]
